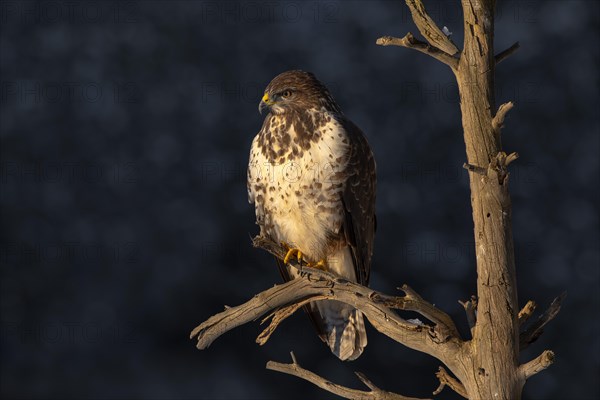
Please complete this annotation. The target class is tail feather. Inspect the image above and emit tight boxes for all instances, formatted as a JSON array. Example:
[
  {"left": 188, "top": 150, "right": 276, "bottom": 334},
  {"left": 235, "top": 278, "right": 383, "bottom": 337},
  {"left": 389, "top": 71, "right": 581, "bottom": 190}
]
[
  {"left": 280, "top": 244, "right": 369, "bottom": 361},
  {"left": 313, "top": 300, "right": 367, "bottom": 361}
]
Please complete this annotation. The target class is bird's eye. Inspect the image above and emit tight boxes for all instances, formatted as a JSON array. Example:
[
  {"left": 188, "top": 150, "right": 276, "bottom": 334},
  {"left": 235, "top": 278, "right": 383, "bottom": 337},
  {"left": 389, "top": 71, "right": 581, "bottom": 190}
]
[{"left": 281, "top": 90, "right": 292, "bottom": 98}]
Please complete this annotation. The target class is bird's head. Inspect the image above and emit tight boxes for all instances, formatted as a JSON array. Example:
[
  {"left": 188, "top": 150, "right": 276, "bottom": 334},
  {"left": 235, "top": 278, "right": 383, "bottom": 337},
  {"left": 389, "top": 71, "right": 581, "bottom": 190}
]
[{"left": 259, "top": 70, "right": 340, "bottom": 115}]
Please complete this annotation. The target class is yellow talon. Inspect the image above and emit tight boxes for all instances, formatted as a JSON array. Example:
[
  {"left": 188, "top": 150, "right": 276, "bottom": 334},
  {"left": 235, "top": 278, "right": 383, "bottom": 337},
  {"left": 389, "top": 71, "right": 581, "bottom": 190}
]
[
  {"left": 282, "top": 242, "right": 303, "bottom": 265},
  {"left": 280, "top": 243, "right": 326, "bottom": 270},
  {"left": 307, "top": 259, "right": 327, "bottom": 271},
  {"left": 284, "top": 248, "right": 303, "bottom": 265}
]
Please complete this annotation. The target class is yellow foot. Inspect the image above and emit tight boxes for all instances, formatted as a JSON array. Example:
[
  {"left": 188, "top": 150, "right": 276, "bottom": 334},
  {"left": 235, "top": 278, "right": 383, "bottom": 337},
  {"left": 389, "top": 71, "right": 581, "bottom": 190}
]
[
  {"left": 307, "top": 259, "right": 327, "bottom": 271},
  {"left": 281, "top": 242, "right": 303, "bottom": 265}
]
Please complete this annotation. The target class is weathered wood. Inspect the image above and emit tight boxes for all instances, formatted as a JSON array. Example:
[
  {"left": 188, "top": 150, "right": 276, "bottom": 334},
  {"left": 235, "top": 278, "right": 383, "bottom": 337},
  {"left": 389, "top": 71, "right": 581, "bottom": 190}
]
[
  {"left": 519, "top": 350, "right": 555, "bottom": 380},
  {"left": 433, "top": 366, "right": 467, "bottom": 398},
  {"left": 404, "top": 0, "right": 460, "bottom": 55},
  {"left": 495, "top": 42, "right": 520, "bottom": 65},
  {"left": 266, "top": 352, "right": 428, "bottom": 400},
  {"left": 450, "top": 1, "right": 522, "bottom": 398},
  {"left": 520, "top": 292, "right": 566, "bottom": 350},
  {"left": 191, "top": 237, "right": 464, "bottom": 366},
  {"left": 376, "top": 34, "right": 458, "bottom": 70}
]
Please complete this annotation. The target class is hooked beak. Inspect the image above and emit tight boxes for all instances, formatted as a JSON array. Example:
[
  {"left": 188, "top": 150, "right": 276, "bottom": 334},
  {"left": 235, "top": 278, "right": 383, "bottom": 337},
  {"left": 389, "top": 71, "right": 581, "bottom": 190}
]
[{"left": 258, "top": 92, "right": 270, "bottom": 114}]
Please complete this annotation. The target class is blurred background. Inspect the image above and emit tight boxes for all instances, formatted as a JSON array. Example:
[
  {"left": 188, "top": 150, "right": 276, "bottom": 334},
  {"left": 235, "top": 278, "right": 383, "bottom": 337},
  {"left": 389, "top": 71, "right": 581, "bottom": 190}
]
[{"left": 1, "top": 0, "right": 598, "bottom": 399}]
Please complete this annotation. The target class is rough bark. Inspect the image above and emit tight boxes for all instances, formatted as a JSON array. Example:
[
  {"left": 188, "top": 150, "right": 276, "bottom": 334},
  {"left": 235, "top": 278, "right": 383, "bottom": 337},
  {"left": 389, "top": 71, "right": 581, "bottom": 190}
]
[{"left": 453, "top": 1, "right": 522, "bottom": 398}]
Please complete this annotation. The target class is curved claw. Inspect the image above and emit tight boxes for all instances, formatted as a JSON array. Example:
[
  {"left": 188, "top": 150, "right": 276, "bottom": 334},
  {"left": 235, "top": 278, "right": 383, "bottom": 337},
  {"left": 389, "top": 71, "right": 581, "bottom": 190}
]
[
  {"left": 282, "top": 245, "right": 303, "bottom": 265},
  {"left": 280, "top": 243, "right": 326, "bottom": 270}
]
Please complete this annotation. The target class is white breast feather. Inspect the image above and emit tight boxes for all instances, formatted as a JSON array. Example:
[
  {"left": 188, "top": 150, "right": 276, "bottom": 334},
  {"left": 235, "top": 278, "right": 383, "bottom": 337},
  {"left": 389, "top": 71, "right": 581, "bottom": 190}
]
[{"left": 249, "top": 113, "right": 349, "bottom": 262}]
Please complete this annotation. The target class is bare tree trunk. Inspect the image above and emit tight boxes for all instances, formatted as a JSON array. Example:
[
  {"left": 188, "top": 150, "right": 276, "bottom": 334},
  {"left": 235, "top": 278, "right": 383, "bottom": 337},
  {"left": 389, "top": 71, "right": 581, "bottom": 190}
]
[{"left": 453, "top": 0, "right": 521, "bottom": 398}]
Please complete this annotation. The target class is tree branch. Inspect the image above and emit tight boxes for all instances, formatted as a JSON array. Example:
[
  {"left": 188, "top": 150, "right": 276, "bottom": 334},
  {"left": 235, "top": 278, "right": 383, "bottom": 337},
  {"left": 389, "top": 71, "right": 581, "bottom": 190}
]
[
  {"left": 376, "top": 34, "right": 458, "bottom": 70},
  {"left": 462, "top": 162, "right": 487, "bottom": 176},
  {"left": 256, "top": 296, "right": 328, "bottom": 345},
  {"left": 191, "top": 236, "right": 464, "bottom": 372},
  {"left": 254, "top": 236, "right": 461, "bottom": 346},
  {"left": 518, "top": 300, "right": 537, "bottom": 328},
  {"left": 492, "top": 101, "right": 515, "bottom": 135},
  {"left": 520, "top": 292, "right": 566, "bottom": 350},
  {"left": 266, "top": 352, "right": 428, "bottom": 400},
  {"left": 495, "top": 42, "right": 520, "bottom": 65},
  {"left": 393, "top": 284, "right": 462, "bottom": 341},
  {"left": 487, "top": 151, "right": 520, "bottom": 186},
  {"left": 189, "top": 268, "right": 328, "bottom": 349},
  {"left": 458, "top": 296, "right": 477, "bottom": 338},
  {"left": 433, "top": 366, "right": 468, "bottom": 399},
  {"left": 404, "top": 0, "right": 459, "bottom": 55},
  {"left": 519, "top": 350, "right": 555, "bottom": 380}
]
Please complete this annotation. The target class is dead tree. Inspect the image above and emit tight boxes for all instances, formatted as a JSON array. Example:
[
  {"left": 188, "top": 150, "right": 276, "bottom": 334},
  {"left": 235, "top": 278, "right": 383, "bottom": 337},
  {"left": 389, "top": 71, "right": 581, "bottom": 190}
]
[{"left": 190, "top": 1, "right": 564, "bottom": 399}]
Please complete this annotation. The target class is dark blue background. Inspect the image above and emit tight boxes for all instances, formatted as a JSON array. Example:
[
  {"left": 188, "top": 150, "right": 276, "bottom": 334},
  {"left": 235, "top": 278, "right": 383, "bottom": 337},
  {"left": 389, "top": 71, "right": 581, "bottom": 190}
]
[{"left": 1, "top": 1, "right": 598, "bottom": 399}]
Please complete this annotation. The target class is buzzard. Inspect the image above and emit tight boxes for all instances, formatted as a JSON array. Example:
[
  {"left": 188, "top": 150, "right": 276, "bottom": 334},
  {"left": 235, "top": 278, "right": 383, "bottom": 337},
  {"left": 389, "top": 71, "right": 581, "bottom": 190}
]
[{"left": 247, "top": 70, "right": 376, "bottom": 361}]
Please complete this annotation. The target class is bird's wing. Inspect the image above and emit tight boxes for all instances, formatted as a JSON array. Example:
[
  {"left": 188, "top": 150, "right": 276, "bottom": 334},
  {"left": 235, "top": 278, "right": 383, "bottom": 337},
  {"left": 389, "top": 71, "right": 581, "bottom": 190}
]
[{"left": 339, "top": 117, "right": 377, "bottom": 286}]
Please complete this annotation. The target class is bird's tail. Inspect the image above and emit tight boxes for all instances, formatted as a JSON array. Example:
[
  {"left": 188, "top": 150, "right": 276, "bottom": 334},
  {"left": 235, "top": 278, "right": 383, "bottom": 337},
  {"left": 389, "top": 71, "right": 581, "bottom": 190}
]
[
  {"left": 311, "top": 245, "right": 368, "bottom": 361},
  {"left": 313, "top": 300, "right": 367, "bottom": 361}
]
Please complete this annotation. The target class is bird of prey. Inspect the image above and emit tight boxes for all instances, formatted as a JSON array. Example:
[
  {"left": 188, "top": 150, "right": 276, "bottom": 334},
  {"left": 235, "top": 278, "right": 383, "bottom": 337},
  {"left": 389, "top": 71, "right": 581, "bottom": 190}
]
[{"left": 247, "top": 70, "right": 376, "bottom": 361}]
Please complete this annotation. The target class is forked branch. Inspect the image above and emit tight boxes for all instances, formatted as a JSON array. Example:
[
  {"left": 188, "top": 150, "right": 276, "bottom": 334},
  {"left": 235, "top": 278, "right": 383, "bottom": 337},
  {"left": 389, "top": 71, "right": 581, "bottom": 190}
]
[
  {"left": 376, "top": 34, "right": 458, "bottom": 70},
  {"left": 256, "top": 296, "right": 328, "bottom": 345},
  {"left": 433, "top": 366, "right": 468, "bottom": 399},
  {"left": 253, "top": 236, "right": 462, "bottom": 348},
  {"left": 191, "top": 236, "right": 464, "bottom": 378},
  {"left": 393, "top": 285, "right": 461, "bottom": 340},
  {"left": 404, "top": 0, "right": 459, "bottom": 55},
  {"left": 266, "top": 352, "right": 428, "bottom": 400}
]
